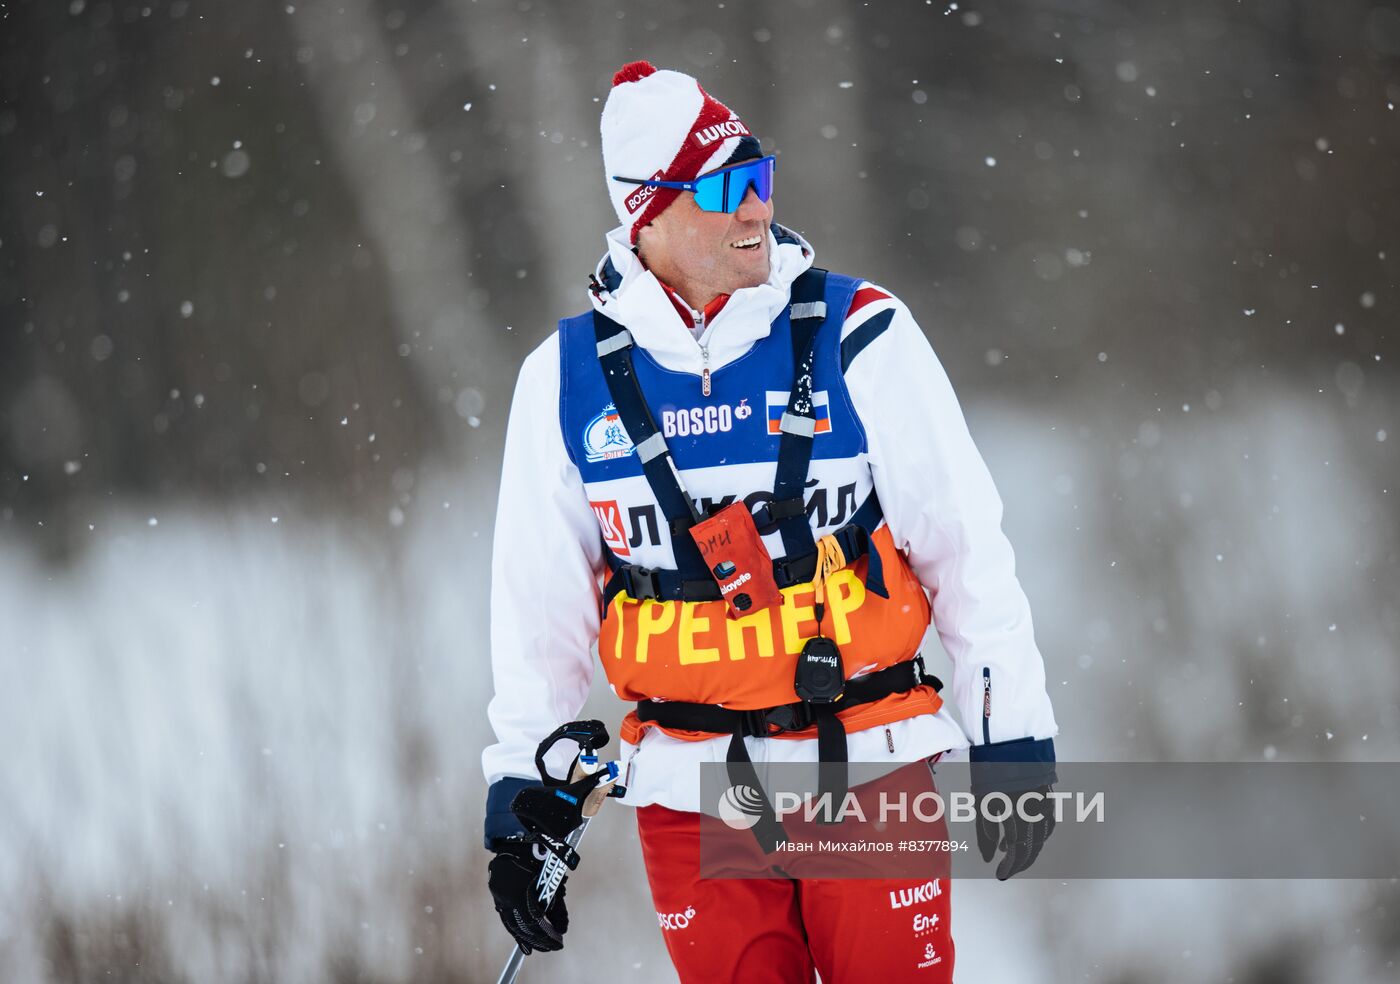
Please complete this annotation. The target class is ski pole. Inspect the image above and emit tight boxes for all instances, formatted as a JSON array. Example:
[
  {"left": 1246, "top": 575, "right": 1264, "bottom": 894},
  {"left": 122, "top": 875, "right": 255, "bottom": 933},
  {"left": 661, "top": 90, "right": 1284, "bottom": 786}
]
[
  {"left": 493, "top": 720, "right": 623, "bottom": 984},
  {"left": 495, "top": 814, "right": 594, "bottom": 984}
]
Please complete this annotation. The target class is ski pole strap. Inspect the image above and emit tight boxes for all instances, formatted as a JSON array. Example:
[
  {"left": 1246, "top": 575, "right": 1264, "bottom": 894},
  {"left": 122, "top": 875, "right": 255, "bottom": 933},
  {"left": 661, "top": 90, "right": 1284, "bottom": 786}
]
[
  {"left": 533, "top": 719, "right": 610, "bottom": 787},
  {"left": 511, "top": 769, "right": 616, "bottom": 845},
  {"left": 532, "top": 835, "right": 582, "bottom": 871}
]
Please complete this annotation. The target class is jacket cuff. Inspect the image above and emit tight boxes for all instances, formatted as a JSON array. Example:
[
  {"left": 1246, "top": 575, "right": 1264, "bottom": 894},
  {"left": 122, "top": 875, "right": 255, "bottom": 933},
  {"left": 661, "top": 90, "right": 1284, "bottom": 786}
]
[
  {"left": 969, "top": 736, "right": 1057, "bottom": 795},
  {"left": 484, "top": 776, "right": 543, "bottom": 850}
]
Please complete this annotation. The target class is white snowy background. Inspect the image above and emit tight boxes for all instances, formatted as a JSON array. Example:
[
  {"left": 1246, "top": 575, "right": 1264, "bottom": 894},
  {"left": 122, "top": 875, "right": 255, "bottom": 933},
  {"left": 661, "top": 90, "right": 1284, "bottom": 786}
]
[{"left": 2, "top": 2, "right": 1398, "bottom": 982}]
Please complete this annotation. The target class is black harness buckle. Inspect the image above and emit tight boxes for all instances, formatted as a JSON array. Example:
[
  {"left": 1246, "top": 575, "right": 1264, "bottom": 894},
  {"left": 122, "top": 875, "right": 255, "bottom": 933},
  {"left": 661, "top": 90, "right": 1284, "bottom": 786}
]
[
  {"left": 739, "top": 708, "right": 770, "bottom": 737},
  {"left": 750, "top": 496, "right": 805, "bottom": 536},
  {"left": 764, "top": 702, "right": 813, "bottom": 735},
  {"left": 625, "top": 565, "right": 659, "bottom": 600},
  {"left": 738, "top": 702, "right": 813, "bottom": 737},
  {"left": 910, "top": 653, "right": 944, "bottom": 694}
]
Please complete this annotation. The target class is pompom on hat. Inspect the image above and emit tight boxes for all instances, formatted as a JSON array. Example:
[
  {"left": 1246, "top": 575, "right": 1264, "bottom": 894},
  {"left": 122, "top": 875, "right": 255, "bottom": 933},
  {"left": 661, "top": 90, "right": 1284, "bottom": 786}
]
[{"left": 601, "top": 61, "right": 762, "bottom": 243}]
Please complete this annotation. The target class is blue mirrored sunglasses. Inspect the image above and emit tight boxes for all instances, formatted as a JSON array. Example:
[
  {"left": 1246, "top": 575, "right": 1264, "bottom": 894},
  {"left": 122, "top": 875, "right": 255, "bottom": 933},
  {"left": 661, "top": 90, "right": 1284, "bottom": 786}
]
[{"left": 612, "top": 155, "right": 776, "bottom": 213}]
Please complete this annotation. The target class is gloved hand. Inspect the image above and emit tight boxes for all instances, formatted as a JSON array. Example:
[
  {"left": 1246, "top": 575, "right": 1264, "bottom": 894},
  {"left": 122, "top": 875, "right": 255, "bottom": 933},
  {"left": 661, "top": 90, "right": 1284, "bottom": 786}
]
[
  {"left": 969, "top": 736, "right": 1058, "bottom": 880},
  {"left": 974, "top": 785, "right": 1056, "bottom": 880},
  {"left": 482, "top": 723, "right": 619, "bottom": 955},
  {"left": 488, "top": 838, "right": 569, "bottom": 954}
]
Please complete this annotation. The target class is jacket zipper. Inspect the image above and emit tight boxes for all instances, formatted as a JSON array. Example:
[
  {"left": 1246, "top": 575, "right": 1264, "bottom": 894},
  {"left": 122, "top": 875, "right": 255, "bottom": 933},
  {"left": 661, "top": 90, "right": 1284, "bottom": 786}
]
[
  {"left": 700, "top": 339, "right": 711, "bottom": 397},
  {"left": 981, "top": 667, "right": 992, "bottom": 744}
]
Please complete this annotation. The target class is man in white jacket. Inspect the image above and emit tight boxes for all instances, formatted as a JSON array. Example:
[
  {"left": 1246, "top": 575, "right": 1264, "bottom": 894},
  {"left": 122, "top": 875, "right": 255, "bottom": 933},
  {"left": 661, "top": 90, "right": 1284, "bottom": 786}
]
[{"left": 483, "top": 61, "right": 1059, "bottom": 982}]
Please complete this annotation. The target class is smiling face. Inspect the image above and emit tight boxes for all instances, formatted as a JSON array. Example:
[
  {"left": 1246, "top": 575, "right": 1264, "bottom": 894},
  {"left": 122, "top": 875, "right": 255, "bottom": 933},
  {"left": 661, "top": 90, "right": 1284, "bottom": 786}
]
[{"left": 635, "top": 178, "right": 774, "bottom": 313}]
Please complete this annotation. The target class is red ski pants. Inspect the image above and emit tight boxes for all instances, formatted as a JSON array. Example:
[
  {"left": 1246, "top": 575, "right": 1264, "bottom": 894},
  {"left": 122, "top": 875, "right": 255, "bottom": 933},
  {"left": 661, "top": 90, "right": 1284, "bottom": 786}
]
[{"left": 635, "top": 763, "right": 955, "bottom": 983}]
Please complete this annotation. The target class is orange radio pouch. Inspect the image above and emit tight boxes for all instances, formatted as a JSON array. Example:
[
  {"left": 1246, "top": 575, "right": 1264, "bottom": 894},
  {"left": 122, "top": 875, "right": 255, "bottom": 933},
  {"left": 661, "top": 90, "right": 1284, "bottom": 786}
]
[{"left": 689, "top": 501, "right": 783, "bottom": 619}]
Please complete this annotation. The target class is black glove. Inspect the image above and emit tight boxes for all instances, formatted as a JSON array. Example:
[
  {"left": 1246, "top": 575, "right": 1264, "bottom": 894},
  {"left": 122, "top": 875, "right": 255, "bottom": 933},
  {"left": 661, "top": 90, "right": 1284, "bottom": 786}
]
[
  {"left": 488, "top": 838, "right": 569, "bottom": 954},
  {"left": 483, "top": 723, "right": 619, "bottom": 955},
  {"left": 969, "top": 736, "right": 1058, "bottom": 880},
  {"left": 975, "top": 785, "right": 1057, "bottom": 880}
]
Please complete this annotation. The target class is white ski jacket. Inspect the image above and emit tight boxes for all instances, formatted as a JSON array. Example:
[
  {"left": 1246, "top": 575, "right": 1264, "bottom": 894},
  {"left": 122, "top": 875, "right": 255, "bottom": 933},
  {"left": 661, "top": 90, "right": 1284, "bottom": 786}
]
[{"left": 482, "top": 225, "right": 1057, "bottom": 817}]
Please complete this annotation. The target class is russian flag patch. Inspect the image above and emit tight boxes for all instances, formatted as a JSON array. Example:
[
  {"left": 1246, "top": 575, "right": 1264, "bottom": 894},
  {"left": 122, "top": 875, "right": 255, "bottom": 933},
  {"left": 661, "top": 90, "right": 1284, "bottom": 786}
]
[{"left": 765, "top": 390, "right": 832, "bottom": 436}]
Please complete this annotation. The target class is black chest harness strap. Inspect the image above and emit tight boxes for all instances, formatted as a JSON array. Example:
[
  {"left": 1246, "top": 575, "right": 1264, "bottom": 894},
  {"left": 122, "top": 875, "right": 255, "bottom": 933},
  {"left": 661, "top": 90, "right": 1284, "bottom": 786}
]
[
  {"left": 599, "top": 498, "right": 886, "bottom": 609},
  {"left": 636, "top": 655, "right": 943, "bottom": 827},
  {"left": 590, "top": 268, "right": 930, "bottom": 851}
]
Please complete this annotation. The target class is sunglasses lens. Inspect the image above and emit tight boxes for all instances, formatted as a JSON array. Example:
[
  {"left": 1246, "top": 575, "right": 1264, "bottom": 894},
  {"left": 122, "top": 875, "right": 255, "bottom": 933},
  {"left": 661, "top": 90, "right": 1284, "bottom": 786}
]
[
  {"left": 725, "top": 158, "right": 776, "bottom": 212},
  {"left": 749, "top": 158, "right": 775, "bottom": 206},
  {"left": 693, "top": 157, "right": 775, "bottom": 213},
  {"left": 692, "top": 172, "right": 724, "bottom": 211}
]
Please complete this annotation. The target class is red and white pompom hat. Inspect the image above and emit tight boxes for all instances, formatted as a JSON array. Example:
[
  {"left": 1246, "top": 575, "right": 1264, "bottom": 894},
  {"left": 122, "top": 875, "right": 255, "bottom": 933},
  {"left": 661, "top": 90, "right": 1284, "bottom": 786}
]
[{"left": 601, "top": 61, "right": 756, "bottom": 243}]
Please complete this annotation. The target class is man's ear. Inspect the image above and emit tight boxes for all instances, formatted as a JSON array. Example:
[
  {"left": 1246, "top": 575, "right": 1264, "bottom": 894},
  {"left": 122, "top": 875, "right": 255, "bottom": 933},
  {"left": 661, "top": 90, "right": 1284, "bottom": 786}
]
[{"left": 634, "top": 223, "right": 654, "bottom": 259}]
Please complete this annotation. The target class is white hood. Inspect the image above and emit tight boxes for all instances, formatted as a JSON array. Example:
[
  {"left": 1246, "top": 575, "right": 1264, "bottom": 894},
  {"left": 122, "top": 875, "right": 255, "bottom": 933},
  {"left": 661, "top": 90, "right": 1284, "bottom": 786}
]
[{"left": 586, "top": 222, "right": 816, "bottom": 375}]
